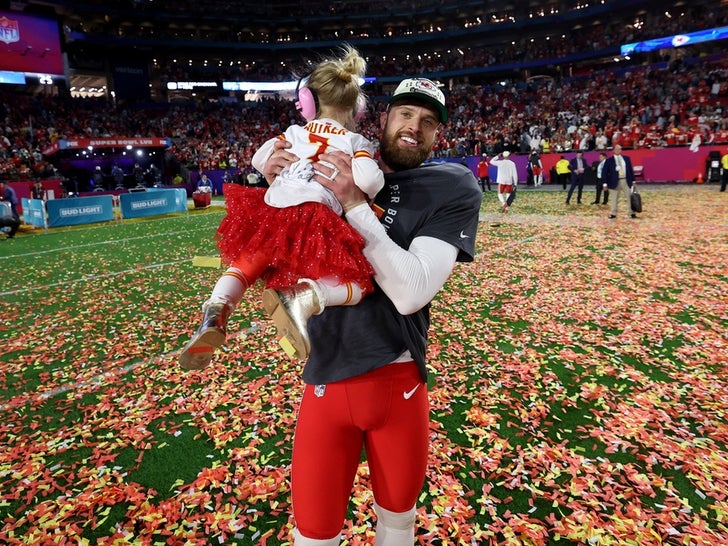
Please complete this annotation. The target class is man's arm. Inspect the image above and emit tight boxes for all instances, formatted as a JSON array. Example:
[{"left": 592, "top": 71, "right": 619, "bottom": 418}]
[
  {"left": 259, "top": 139, "right": 299, "bottom": 184},
  {"left": 312, "top": 151, "right": 460, "bottom": 315},
  {"left": 346, "top": 204, "right": 458, "bottom": 314}
]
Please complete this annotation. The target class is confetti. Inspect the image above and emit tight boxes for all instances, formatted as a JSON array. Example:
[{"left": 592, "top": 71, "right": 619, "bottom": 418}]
[{"left": 0, "top": 188, "right": 727, "bottom": 544}]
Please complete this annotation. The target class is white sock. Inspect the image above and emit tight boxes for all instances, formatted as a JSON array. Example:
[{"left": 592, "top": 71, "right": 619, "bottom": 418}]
[
  {"left": 300, "top": 277, "right": 364, "bottom": 312},
  {"left": 498, "top": 192, "right": 507, "bottom": 205},
  {"left": 374, "top": 502, "right": 416, "bottom": 546},
  {"left": 293, "top": 528, "right": 340, "bottom": 546},
  {"left": 207, "top": 267, "right": 249, "bottom": 310}
]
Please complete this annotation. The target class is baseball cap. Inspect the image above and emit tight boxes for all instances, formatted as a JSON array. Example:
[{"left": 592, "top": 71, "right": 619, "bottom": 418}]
[
  {"left": 502, "top": 151, "right": 511, "bottom": 157},
  {"left": 389, "top": 78, "right": 448, "bottom": 123}
]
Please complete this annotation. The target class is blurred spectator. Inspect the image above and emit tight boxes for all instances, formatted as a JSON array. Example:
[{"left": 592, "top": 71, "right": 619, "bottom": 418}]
[
  {"left": 196, "top": 173, "right": 213, "bottom": 193},
  {"left": 0, "top": 180, "right": 21, "bottom": 239}
]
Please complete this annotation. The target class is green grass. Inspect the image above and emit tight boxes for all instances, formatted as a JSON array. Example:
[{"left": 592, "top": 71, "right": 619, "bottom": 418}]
[{"left": 1, "top": 186, "right": 728, "bottom": 544}]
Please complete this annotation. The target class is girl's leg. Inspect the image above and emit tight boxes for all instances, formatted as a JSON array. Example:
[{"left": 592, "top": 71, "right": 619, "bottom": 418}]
[
  {"left": 180, "top": 250, "right": 269, "bottom": 370},
  {"left": 179, "top": 267, "right": 251, "bottom": 370},
  {"left": 262, "top": 277, "right": 366, "bottom": 360}
]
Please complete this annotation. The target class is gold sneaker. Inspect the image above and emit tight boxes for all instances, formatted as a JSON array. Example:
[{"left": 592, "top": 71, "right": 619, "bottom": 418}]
[
  {"left": 262, "top": 283, "right": 321, "bottom": 359},
  {"left": 179, "top": 300, "right": 231, "bottom": 370}
]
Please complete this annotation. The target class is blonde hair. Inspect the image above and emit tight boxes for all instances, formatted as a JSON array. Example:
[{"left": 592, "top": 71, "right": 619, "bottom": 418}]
[{"left": 305, "top": 45, "right": 366, "bottom": 119}]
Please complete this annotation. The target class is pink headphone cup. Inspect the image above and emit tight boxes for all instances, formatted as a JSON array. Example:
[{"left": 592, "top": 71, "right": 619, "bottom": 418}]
[
  {"left": 296, "top": 86, "right": 318, "bottom": 121},
  {"left": 353, "top": 96, "right": 367, "bottom": 123}
]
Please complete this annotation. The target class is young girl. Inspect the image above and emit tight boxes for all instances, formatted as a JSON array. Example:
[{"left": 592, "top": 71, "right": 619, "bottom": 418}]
[{"left": 180, "top": 45, "right": 383, "bottom": 370}]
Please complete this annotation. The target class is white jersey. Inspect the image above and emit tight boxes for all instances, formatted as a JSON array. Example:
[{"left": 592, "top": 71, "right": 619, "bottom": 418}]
[
  {"left": 490, "top": 157, "right": 519, "bottom": 186},
  {"left": 252, "top": 118, "right": 384, "bottom": 216}
]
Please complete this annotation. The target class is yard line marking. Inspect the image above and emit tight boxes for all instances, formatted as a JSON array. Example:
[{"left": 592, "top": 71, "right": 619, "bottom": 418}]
[
  {"left": 0, "top": 228, "right": 206, "bottom": 261},
  {"left": 0, "top": 259, "right": 190, "bottom": 297},
  {"left": 0, "top": 324, "right": 261, "bottom": 413}
]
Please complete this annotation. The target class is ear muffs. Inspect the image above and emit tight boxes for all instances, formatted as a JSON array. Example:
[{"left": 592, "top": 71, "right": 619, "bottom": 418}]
[
  {"left": 353, "top": 95, "right": 367, "bottom": 123},
  {"left": 295, "top": 78, "right": 318, "bottom": 121},
  {"left": 296, "top": 76, "right": 368, "bottom": 123}
]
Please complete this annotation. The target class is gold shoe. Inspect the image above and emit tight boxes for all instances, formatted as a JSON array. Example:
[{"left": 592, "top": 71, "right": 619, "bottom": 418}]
[
  {"left": 262, "top": 283, "right": 321, "bottom": 359},
  {"left": 179, "top": 301, "right": 231, "bottom": 370}
]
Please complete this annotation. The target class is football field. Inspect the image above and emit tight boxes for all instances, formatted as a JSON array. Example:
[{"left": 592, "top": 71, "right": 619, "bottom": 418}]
[{"left": 1, "top": 186, "right": 727, "bottom": 545}]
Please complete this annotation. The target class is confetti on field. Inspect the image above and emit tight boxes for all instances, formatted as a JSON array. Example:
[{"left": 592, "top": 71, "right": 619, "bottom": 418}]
[
  {"left": 192, "top": 256, "right": 223, "bottom": 268},
  {"left": 0, "top": 187, "right": 727, "bottom": 544}
]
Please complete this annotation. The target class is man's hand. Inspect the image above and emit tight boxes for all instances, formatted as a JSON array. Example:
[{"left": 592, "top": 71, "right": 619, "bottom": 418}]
[
  {"left": 262, "top": 140, "right": 298, "bottom": 184},
  {"left": 313, "top": 151, "right": 368, "bottom": 213}
]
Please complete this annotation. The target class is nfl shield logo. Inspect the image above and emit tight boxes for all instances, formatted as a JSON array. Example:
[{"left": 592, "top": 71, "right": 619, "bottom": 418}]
[
  {"left": 314, "top": 384, "right": 326, "bottom": 398},
  {"left": 0, "top": 17, "right": 20, "bottom": 45}
]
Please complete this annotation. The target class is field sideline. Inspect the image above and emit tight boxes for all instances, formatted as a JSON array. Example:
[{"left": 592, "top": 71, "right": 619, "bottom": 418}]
[{"left": 0, "top": 185, "right": 727, "bottom": 545}]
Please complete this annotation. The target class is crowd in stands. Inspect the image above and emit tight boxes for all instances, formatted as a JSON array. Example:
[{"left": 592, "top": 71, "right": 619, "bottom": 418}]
[
  {"left": 113, "top": 2, "right": 728, "bottom": 85},
  {"left": 3, "top": 51, "right": 728, "bottom": 183},
  {"left": 4, "top": 0, "right": 728, "bottom": 183},
  {"left": 67, "top": 0, "right": 719, "bottom": 47}
]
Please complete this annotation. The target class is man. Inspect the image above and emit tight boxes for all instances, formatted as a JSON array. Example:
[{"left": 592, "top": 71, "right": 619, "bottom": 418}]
[
  {"left": 602, "top": 144, "right": 637, "bottom": 219},
  {"left": 490, "top": 150, "right": 518, "bottom": 213},
  {"left": 591, "top": 152, "right": 608, "bottom": 205},
  {"left": 721, "top": 149, "right": 728, "bottom": 192},
  {"left": 196, "top": 173, "right": 213, "bottom": 193},
  {"left": 92, "top": 165, "right": 105, "bottom": 191},
  {"left": 262, "top": 77, "right": 481, "bottom": 545},
  {"left": 0, "top": 180, "right": 21, "bottom": 239},
  {"left": 31, "top": 178, "right": 47, "bottom": 201},
  {"left": 566, "top": 150, "right": 587, "bottom": 204},
  {"left": 555, "top": 155, "right": 571, "bottom": 189},
  {"left": 476, "top": 154, "right": 491, "bottom": 191},
  {"left": 111, "top": 164, "right": 125, "bottom": 189},
  {"left": 528, "top": 150, "right": 543, "bottom": 187}
]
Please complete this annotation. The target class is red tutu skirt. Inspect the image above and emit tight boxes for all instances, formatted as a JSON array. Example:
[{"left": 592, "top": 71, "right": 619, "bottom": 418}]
[{"left": 216, "top": 185, "right": 374, "bottom": 292}]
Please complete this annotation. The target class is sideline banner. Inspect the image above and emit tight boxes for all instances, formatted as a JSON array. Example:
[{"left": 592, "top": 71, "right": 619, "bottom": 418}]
[
  {"left": 47, "top": 195, "right": 114, "bottom": 227},
  {"left": 120, "top": 189, "right": 187, "bottom": 219},
  {"left": 146, "top": 187, "right": 188, "bottom": 213},
  {"left": 21, "top": 198, "right": 47, "bottom": 229}
]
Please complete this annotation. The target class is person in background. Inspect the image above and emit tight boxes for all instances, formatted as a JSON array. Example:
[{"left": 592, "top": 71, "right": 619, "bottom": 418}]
[
  {"left": 31, "top": 178, "right": 46, "bottom": 201},
  {"left": 0, "top": 180, "right": 21, "bottom": 239},
  {"left": 555, "top": 155, "right": 571, "bottom": 190},
  {"left": 528, "top": 150, "right": 544, "bottom": 187},
  {"left": 721, "top": 149, "right": 728, "bottom": 192},
  {"left": 262, "top": 76, "right": 481, "bottom": 545},
  {"left": 112, "top": 164, "right": 125, "bottom": 189},
  {"left": 133, "top": 163, "right": 145, "bottom": 187},
  {"left": 92, "top": 166, "right": 105, "bottom": 191},
  {"left": 602, "top": 144, "right": 637, "bottom": 219},
  {"left": 591, "top": 152, "right": 608, "bottom": 205},
  {"left": 490, "top": 150, "right": 518, "bottom": 213},
  {"left": 476, "top": 154, "right": 491, "bottom": 191},
  {"left": 566, "top": 150, "right": 586, "bottom": 205},
  {"left": 196, "top": 173, "right": 213, "bottom": 193}
]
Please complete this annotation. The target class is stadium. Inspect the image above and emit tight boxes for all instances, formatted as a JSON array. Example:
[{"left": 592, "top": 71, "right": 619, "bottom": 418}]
[{"left": 1, "top": 1, "right": 727, "bottom": 544}]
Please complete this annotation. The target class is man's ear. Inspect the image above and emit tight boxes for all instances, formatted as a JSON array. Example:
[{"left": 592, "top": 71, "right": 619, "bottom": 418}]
[{"left": 380, "top": 110, "right": 388, "bottom": 128}]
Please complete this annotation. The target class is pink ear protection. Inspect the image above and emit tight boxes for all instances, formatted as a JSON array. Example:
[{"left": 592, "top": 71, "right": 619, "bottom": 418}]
[
  {"left": 295, "top": 77, "right": 368, "bottom": 123},
  {"left": 353, "top": 95, "right": 367, "bottom": 122},
  {"left": 295, "top": 78, "right": 319, "bottom": 121}
]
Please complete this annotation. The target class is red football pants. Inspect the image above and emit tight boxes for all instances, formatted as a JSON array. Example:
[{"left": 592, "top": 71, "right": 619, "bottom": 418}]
[{"left": 291, "top": 361, "right": 429, "bottom": 539}]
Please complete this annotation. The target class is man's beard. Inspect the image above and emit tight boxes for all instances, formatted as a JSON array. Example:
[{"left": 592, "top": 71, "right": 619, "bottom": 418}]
[{"left": 379, "top": 130, "right": 431, "bottom": 171}]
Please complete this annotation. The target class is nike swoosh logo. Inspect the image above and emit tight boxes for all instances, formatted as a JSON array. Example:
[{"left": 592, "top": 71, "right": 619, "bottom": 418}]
[
  {"left": 459, "top": 231, "right": 470, "bottom": 239},
  {"left": 403, "top": 384, "right": 421, "bottom": 400}
]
